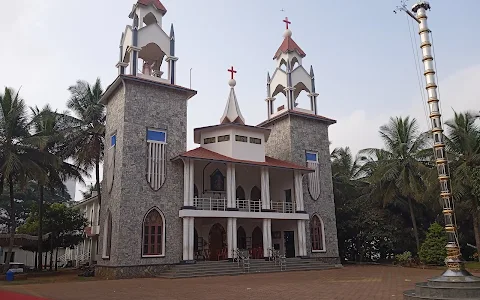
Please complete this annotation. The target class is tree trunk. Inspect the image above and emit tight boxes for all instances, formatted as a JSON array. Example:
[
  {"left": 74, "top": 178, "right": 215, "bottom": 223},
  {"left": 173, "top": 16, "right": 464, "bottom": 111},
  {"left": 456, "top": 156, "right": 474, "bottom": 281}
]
[
  {"left": 37, "top": 184, "right": 44, "bottom": 271},
  {"left": 55, "top": 248, "right": 58, "bottom": 271},
  {"left": 4, "top": 176, "right": 15, "bottom": 272},
  {"left": 44, "top": 252, "right": 47, "bottom": 268},
  {"left": 472, "top": 209, "right": 480, "bottom": 262},
  {"left": 95, "top": 155, "right": 101, "bottom": 207},
  {"left": 34, "top": 251, "right": 37, "bottom": 271},
  {"left": 408, "top": 197, "right": 420, "bottom": 253},
  {"left": 49, "top": 237, "right": 54, "bottom": 271}
]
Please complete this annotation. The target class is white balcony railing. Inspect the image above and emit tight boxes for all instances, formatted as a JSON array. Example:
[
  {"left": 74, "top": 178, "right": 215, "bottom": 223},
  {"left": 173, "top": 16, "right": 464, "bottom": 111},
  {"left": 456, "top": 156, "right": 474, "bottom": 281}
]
[
  {"left": 192, "top": 198, "right": 295, "bottom": 214},
  {"left": 194, "top": 198, "right": 227, "bottom": 211},
  {"left": 271, "top": 201, "right": 295, "bottom": 213}
]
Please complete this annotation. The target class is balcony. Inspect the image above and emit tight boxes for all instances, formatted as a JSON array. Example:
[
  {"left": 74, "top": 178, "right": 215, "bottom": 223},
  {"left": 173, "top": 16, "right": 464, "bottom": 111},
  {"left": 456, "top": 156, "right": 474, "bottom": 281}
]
[{"left": 192, "top": 198, "right": 296, "bottom": 214}]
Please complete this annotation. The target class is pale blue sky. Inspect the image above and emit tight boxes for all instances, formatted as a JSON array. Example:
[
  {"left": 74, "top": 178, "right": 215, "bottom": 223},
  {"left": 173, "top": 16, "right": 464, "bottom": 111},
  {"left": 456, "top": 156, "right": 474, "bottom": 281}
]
[{"left": 1, "top": 0, "right": 479, "bottom": 199}]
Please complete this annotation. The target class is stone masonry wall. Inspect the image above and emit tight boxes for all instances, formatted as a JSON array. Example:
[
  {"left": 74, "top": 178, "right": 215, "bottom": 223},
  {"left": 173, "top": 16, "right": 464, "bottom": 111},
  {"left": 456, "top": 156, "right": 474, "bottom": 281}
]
[
  {"left": 98, "top": 84, "right": 125, "bottom": 267},
  {"left": 98, "top": 78, "right": 190, "bottom": 271},
  {"left": 262, "top": 114, "right": 340, "bottom": 263}
]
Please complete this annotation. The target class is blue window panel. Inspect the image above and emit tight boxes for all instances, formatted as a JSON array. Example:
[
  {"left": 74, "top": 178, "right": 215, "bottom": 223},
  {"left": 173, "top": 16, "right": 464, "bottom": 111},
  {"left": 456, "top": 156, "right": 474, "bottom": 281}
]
[
  {"left": 111, "top": 134, "right": 116, "bottom": 146},
  {"left": 306, "top": 152, "right": 318, "bottom": 162},
  {"left": 147, "top": 130, "right": 166, "bottom": 142}
]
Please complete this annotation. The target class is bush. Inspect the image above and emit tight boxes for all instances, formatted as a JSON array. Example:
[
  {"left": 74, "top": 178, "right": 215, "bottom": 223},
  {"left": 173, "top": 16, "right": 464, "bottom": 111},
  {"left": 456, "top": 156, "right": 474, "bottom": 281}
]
[
  {"left": 419, "top": 223, "right": 447, "bottom": 265},
  {"left": 395, "top": 251, "right": 412, "bottom": 266}
]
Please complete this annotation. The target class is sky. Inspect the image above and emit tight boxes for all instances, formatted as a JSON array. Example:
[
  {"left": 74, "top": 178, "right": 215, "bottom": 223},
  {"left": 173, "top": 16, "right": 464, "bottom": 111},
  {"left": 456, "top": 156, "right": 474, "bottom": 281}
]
[{"left": 1, "top": 0, "right": 479, "bottom": 201}]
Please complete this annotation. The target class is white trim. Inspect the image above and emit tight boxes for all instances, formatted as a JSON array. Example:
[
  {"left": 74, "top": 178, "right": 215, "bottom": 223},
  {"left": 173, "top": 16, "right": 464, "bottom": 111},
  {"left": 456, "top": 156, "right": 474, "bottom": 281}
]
[
  {"left": 141, "top": 254, "right": 165, "bottom": 258},
  {"left": 142, "top": 207, "right": 166, "bottom": 257},
  {"left": 179, "top": 209, "right": 309, "bottom": 220},
  {"left": 310, "top": 214, "right": 326, "bottom": 252}
]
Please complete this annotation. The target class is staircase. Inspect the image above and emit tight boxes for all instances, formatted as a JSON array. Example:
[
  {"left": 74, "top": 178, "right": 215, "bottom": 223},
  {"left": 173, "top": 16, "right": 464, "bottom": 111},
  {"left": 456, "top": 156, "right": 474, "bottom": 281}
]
[{"left": 158, "top": 258, "right": 339, "bottom": 279}]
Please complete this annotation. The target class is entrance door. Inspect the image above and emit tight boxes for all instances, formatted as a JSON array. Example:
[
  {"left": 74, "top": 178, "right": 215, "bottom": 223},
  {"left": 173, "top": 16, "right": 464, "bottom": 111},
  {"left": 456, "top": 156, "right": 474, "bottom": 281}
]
[
  {"left": 209, "top": 223, "right": 226, "bottom": 260},
  {"left": 284, "top": 231, "right": 295, "bottom": 258}
]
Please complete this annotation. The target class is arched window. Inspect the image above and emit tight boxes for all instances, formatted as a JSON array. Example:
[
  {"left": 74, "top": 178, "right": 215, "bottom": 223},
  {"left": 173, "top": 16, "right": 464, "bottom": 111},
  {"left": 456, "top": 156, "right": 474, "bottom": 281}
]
[
  {"left": 102, "top": 211, "right": 112, "bottom": 259},
  {"left": 311, "top": 215, "right": 325, "bottom": 252},
  {"left": 250, "top": 186, "right": 261, "bottom": 201},
  {"left": 236, "top": 186, "right": 245, "bottom": 200},
  {"left": 142, "top": 208, "right": 165, "bottom": 256}
]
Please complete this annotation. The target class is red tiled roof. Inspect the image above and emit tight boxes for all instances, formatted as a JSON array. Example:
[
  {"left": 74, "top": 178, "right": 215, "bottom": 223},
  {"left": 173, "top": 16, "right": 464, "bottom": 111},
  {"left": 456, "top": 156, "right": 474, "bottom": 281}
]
[
  {"left": 137, "top": 0, "right": 167, "bottom": 14},
  {"left": 175, "top": 147, "right": 312, "bottom": 172},
  {"left": 273, "top": 36, "right": 306, "bottom": 59}
]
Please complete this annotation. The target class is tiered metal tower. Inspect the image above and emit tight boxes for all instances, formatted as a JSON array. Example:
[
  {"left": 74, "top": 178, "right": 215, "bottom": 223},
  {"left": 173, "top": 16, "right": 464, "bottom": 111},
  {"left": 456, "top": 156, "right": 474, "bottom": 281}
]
[{"left": 395, "top": 1, "right": 480, "bottom": 299}]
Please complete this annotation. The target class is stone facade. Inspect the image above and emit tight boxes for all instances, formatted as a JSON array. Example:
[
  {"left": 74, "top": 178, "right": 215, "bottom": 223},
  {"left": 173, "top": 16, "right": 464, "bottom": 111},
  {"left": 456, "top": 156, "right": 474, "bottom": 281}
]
[
  {"left": 97, "top": 76, "right": 194, "bottom": 277},
  {"left": 260, "top": 112, "right": 340, "bottom": 264}
]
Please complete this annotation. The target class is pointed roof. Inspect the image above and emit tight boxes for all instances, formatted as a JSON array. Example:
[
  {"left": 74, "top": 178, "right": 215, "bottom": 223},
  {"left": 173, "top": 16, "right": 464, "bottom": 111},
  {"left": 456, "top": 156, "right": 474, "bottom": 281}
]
[
  {"left": 273, "top": 35, "right": 306, "bottom": 59},
  {"left": 137, "top": 0, "right": 167, "bottom": 14},
  {"left": 220, "top": 83, "right": 245, "bottom": 125}
]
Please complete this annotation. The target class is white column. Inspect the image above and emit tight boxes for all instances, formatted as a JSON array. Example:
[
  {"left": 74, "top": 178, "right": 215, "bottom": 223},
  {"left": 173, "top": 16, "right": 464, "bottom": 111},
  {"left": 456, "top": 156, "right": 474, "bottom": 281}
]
[
  {"left": 297, "top": 220, "right": 307, "bottom": 257},
  {"left": 188, "top": 217, "right": 194, "bottom": 260},
  {"left": 232, "top": 218, "right": 237, "bottom": 258},
  {"left": 227, "top": 163, "right": 236, "bottom": 208},
  {"left": 183, "top": 159, "right": 190, "bottom": 207},
  {"left": 189, "top": 160, "right": 194, "bottom": 207},
  {"left": 294, "top": 171, "right": 304, "bottom": 211},
  {"left": 227, "top": 218, "right": 233, "bottom": 259},
  {"left": 261, "top": 167, "right": 271, "bottom": 210},
  {"left": 262, "top": 219, "right": 272, "bottom": 258},
  {"left": 182, "top": 218, "right": 189, "bottom": 261}
]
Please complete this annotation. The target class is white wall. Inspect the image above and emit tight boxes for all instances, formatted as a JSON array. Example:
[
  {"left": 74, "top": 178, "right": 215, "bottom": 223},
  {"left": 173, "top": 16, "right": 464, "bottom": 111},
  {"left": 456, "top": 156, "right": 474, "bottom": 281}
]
[
  {"left": 269, "top": 168, "right": 295, "bottom": 203},
  {"left": 2, "top": 247, "right": 66, "bottom": 268}
]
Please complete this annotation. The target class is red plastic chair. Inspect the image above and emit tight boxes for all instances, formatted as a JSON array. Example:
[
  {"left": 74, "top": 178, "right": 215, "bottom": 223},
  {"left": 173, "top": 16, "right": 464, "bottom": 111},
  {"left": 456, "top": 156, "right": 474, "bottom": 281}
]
[{"left": 217, "top": 248, "right": 228, "bottom": 260}]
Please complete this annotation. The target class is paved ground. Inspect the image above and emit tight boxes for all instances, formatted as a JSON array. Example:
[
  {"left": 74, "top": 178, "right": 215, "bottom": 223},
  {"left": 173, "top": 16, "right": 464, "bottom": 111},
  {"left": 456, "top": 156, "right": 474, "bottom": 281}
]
[{"left": 2, "top": 266, "right": 479, "bottom": 300}]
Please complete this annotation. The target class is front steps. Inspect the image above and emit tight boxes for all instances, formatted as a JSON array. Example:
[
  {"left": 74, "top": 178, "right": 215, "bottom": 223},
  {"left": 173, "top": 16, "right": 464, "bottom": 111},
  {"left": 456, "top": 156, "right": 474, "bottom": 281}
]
[{"left": 157, "top": 258, "right": 339, "bottom": 278}]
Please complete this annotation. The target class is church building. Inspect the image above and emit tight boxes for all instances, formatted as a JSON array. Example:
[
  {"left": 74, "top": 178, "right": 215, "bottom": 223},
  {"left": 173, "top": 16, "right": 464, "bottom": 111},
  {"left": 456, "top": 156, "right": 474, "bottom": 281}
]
[{"left": 96, "top": 0, "right": 339, "bottom": 278}]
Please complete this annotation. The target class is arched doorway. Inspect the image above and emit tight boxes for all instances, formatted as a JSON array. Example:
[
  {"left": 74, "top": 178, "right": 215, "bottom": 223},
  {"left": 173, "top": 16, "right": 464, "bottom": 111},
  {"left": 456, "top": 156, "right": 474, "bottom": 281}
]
[
  {"left": 237, "top": 226, "right": 247, "bottom": 249},
  {"left": 209, "top": 223, "right": 226, "bottom": 260},
  {"left": 236, "top": 186, "right": 245, "bottom": 200},
  {"left": 252, "top": 226, "right": 263, "bottom": 258}
]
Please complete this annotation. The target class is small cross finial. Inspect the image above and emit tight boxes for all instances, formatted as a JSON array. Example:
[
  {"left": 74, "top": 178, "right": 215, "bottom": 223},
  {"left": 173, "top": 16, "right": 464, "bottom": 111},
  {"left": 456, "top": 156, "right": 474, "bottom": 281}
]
[
  {"left": 283, "top": 17, "right": 291, "bottom": 29},
  {"left": 227, "top": 66, "right": 237, "bottom": 80}
]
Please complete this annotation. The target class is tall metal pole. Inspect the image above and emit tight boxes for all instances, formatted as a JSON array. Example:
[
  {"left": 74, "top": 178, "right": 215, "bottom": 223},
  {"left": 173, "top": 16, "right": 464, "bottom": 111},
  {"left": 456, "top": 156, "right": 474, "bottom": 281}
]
[{"left": 410, "top": 1, "right": 469, "bottom": 277}]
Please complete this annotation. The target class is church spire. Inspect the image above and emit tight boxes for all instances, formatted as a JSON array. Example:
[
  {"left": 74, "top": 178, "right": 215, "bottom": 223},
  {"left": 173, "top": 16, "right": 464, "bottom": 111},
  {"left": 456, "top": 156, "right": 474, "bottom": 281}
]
[
  {"left": 265, "top": 17, "right": 318, "bottom": 119},
  {"left": 220, "top": 66, "right": 245, "bottom": 125}
]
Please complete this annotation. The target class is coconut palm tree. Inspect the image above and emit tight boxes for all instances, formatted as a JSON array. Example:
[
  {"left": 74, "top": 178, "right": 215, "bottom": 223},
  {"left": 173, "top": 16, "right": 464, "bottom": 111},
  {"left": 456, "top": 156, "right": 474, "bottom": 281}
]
[
  {"left": 0, "top": 87, "right": 53, "bottom": 271},
  {"left": 444, "top": 111, "right": 480, "bottom": 260},
  {"left": 63, "top": 78, "right": 105, "bottom": 207},
  {"left": 360, "top": 116, "right": 432, "bottom": 252},
  {"left": 30, "top": 105, "right": 86, "bottom": 270},
  {"left": 331, "top": 147, "right": 362, "bottom": 206}
]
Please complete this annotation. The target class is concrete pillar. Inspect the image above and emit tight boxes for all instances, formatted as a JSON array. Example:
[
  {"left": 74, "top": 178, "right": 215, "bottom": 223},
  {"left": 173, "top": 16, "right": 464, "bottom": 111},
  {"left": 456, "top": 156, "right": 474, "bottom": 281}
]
[
  {"left": 261, "top": 167, "right": 271, "bottom": 210},
  {"left": 262, "top": 219, "right": 272, "bottom": 258},
  {"left": 227, "top": 218, "right": 234, "bottom": 259},
  {"left": 297, "top": 220, "right": 307, "bottom": 257},
  {"left": 294, "top": 171, "right": 304, "bottom": 212},
  {"left": 182, "top": 218, "right": 188, "bottom": 260},
  {"left": 183, "top": 159, "right": 195, "bottom": 207},
  {"left": 188, "top": 217, "right": 194, "bottom": 260},
  {"left": 227, "top": 163, "right": 236, "bottom": 209}
]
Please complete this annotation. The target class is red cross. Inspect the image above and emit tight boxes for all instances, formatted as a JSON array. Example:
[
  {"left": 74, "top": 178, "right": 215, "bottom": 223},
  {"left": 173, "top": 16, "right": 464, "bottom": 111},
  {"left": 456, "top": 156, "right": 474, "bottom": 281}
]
[
  {"left": 283, "top": 17, "right": 291, "bottom": 29},
  {"left": 227, "top": 66, "right": 237, "bottom": 79}
]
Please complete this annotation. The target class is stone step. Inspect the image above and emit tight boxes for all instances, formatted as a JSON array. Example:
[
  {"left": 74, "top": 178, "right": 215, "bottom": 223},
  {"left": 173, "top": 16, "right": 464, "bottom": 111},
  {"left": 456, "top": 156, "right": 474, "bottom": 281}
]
[
  {"left": 414, "top": 282, "right": 480, "bottom": 299},
  {"left": 159, "top": 262, "right": 337, "bottom": 279}
]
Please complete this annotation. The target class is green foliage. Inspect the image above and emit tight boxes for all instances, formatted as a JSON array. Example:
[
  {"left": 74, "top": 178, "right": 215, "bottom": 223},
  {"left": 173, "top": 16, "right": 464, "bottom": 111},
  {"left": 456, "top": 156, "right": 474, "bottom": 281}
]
[
  {"left": 419, "top": 223, "right": 447, "bottom": 265},
  {"left": 395, "top": 251, "right": 412, "bottom": 266},
  {"left": 18, "top": 203, "right": 87, "bottom": 249}
]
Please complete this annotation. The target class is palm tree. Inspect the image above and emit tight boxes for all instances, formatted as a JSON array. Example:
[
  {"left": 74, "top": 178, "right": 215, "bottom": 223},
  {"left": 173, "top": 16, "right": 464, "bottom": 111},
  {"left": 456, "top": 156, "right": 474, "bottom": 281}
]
[
  {"left": 30, "top": 105, "right": 85, "bottom": 270},
  {"left": 0, "top": 87, "right": 52, "bottom": 271},
  {"left": 63, "top": 78, "right": 105, "bottom": 207},
  {"left": 360, "top": 116, "right": 432, "bottom": 252},
  {"left": 331, "top": 147, "right": 362, "bottom": 206},
  {"left": 444, "top": 111, "right": 480, "bottom": 260}
]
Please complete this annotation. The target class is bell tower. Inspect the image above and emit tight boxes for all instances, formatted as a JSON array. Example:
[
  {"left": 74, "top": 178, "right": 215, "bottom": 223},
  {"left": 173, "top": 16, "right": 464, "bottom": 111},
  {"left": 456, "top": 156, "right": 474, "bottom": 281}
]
[
  {"left": 116, "top": 0, "right": 177, "bottom": 85},
  {"left": 97, "top": 0, "right": 196, "bottom": 278},
  {"left": 259, "top": 18, "right": 339, "bottom": 264},
  {"left": 266, "top": 17, "right": 318, "bottom": 119}
]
